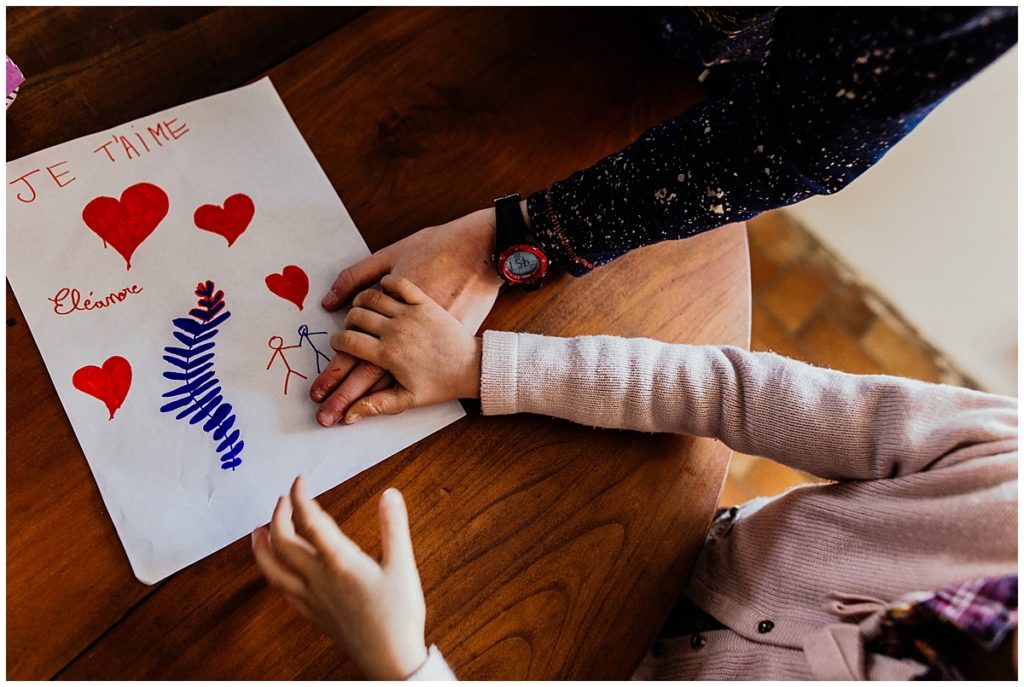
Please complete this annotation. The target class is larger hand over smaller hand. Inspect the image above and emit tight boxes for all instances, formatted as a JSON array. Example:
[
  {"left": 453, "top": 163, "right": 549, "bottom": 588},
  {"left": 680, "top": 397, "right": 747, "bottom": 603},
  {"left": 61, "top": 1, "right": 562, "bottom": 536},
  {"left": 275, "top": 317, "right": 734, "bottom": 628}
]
[
  {"left": 332, "top": 274, "right": 482, "bottom": 423},
  {"left": 311, "top": 209, "right": 503, "bottom": 426}
]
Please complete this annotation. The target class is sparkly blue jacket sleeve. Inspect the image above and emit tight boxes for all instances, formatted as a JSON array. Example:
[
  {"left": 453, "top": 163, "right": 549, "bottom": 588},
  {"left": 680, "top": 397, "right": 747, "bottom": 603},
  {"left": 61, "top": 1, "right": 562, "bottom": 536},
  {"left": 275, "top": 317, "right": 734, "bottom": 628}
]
[{"left": 526, "top": 7, "right": 1017, "bottom": 276}]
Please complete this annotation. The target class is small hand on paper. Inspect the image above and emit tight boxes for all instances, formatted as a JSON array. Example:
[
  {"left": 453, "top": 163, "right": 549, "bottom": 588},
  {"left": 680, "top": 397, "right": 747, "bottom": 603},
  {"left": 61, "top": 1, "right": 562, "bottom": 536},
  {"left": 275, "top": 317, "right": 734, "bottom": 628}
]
[
  {"left": 252, "top": 477, "right": 429, "bottom": 680},
  {"left": 311, "top": 209, "right": 502, "bottom": 426},
  {"left": 329, "top": 275, "right": 482, "bottom": 423}
]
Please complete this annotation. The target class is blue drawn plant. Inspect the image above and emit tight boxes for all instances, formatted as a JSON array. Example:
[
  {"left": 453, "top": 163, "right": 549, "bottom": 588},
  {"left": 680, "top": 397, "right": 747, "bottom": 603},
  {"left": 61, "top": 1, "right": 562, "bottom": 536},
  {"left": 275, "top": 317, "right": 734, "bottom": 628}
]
[{"left": 160, "top": 280, "right": 244, "bottom": 470}]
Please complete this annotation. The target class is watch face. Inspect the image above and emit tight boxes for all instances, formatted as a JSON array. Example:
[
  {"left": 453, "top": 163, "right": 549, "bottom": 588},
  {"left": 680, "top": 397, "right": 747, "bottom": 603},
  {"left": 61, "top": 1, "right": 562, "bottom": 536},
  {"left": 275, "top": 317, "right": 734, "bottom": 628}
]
[{"left": 507, "top": 249, "right": 541, "bottom": 277}]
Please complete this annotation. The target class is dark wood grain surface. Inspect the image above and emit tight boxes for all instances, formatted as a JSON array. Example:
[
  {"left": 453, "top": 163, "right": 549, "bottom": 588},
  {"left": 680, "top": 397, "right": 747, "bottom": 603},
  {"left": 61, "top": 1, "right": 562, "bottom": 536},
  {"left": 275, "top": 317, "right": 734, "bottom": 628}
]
[
  {"left": 7, "top": 7, "right": 750, "bottom": 680},
  {"left": 5, "top": 6, "right": 367, "bottom": 159}
]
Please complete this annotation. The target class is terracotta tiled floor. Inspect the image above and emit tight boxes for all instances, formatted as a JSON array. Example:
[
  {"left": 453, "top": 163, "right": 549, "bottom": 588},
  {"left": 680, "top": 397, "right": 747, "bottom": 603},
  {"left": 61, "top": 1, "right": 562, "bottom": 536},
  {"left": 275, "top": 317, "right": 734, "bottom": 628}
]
[{"left": 718, "top": 211, "right": 976, "bottom": 507}]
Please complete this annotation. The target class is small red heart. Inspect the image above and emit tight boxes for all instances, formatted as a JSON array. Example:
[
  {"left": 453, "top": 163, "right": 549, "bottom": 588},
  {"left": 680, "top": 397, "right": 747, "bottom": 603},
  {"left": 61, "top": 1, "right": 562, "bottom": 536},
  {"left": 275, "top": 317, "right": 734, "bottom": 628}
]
[
  {"left": 72, "top": 356, "right": 133, "bottom": 420},
  {"left": 82, "top": 183, "right": 168, "bottom": 270},
  {"left": 194, "top": 194, "right": 255, "bottom": 247},
  {"left": 265, "top": 265, "right": 309, "bottom": 311}
]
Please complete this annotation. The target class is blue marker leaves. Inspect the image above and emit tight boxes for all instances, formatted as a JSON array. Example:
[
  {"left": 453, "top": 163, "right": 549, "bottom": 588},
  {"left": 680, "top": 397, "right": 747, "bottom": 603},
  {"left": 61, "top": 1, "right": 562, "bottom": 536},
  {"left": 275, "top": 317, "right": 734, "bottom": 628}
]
[{"left": 160, "top": 280, "right": 244, "bottom": 471}]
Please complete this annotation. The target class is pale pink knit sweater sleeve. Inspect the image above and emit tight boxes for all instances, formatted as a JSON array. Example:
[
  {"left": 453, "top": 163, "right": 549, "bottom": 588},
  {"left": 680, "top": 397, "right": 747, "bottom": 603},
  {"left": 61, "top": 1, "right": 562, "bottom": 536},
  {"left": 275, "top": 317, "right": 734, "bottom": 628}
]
[{"left": 480, "top": 331, "right": 1017, "bottom": 480}]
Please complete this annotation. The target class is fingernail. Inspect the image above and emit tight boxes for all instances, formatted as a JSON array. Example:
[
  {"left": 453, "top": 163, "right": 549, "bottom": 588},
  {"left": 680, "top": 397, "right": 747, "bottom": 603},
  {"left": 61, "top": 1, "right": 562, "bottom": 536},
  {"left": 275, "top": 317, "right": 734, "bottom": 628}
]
[
  {"left": 311, "top": 387, "right": 326, "bottom": 402},
  {"left": 384, "top": 487, "right": 401, "bottom": 502},
  {"left": 317, "top": 411, "right": 336, "bottom": 427},
  {"left": 322, "top": 291, "right": 339, "bottom": 309},
  {"left": 345, "top": 413, "right": 360, "bottom": 425}
]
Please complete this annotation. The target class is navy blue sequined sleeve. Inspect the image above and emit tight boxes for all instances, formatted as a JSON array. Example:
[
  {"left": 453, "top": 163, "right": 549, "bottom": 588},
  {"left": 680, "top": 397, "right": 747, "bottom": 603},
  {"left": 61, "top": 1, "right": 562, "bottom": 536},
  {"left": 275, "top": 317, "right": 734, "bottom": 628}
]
[{"left": 526, "top": 7, "right": 1017, "bottom": 276}]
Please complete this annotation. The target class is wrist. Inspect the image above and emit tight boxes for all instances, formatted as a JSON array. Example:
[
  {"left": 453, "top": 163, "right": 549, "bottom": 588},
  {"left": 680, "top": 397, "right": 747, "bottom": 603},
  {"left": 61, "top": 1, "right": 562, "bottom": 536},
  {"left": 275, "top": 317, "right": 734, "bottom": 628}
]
[
  {"left": 461, "top": 336, "right": 483, "bottom": 399},
  {"left": 392, "top": 643, "right": 430, "bottom": 681},
  {"left": 462, "top": 209, "right": 504, "bottom": 289}
]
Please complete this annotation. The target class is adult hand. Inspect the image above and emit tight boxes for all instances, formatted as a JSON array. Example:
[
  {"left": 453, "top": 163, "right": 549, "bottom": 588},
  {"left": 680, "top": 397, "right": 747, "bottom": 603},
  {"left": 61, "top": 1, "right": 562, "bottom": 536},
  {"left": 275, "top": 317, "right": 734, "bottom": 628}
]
[
  {"left": 252, "top": 477, "right": 429, "bottom": 680},
  {"left": 310, "top": 206, "right": 509, "bottom": 426},
  {"left": 331, "top": 274, "right": 482, "bottom": 424}
]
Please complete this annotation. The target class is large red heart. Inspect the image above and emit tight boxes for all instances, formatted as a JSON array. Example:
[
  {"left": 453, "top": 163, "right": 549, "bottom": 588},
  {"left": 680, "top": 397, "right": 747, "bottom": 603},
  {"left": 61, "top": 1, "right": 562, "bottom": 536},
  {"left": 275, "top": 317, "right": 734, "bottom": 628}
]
[
  {"left": 82, "top": 183, "right": 169, "bottom": 270},
  {"left": 265, "top": 265, "right": 309, "bottom": 311},
  {"left": 72, "top": 356, "right": 132, "bottom": 420},
  {"left": 193, "top": 193, "right": 254, "bottom": 246}
]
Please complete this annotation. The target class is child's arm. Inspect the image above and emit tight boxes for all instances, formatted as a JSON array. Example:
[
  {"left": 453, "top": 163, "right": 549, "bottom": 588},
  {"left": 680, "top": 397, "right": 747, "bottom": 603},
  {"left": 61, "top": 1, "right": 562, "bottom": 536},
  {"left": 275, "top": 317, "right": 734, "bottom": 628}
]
[
  {"left": 251, "top": 477, "right": 455, "bottom": 680},
  {"left": 479, "top": 331, "right": 1017, "bottom": 480},
  {"left": 336, "top": 276, "right": 1017, "bottom": 481}
]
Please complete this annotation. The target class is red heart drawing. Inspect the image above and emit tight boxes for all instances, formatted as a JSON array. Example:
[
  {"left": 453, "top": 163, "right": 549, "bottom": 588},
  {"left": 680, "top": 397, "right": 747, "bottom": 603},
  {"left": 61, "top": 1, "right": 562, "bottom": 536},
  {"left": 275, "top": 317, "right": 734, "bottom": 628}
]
[
  {"left": 82, "top": 183, "right": 169, "bottom": 270},
  {"left": 193, "top": 193, "right": 255, "bottom": 247},
  {"left": 265, "top": 265, "right": 309, "bottom": 310},
  {"left": 72, "top": 356, "right": 132, "bottom": 420}
]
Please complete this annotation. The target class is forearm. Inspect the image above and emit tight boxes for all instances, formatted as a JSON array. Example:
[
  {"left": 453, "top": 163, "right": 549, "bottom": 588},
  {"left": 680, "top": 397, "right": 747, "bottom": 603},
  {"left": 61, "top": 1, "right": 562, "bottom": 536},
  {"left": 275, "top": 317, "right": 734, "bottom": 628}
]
[
  {"left": 526, "top": 7, "right": 1017, "bottom": 276},
  {"left": 480, "top": 331, "right": 1018, "bottom": 480}
]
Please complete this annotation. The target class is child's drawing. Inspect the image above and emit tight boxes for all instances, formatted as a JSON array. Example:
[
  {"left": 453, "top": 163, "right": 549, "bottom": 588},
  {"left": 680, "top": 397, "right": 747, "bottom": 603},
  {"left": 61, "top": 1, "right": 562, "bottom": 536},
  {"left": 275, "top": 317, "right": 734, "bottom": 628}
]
[
  {"left": 297, "top": 324, "right": 331, "bottom": 374},
  {"left": 193, "top": 193, "right": 254, "bottom": 246},
  {"left": 81, "top": 182, "right": 168, "bottom": 270},
  {"left": 72, "top": 355, "right": 132, "bottom": 420},
  {"left": 265, "top": 264, "right": 308, "bottom": 310},
  {"left": 6, "top": 78, "right": 465, "bottom": 584},
  {"left": 266, "top": 334, "right": 307, "bottom": 395},
  {"left": 160, "top": 280, "right": 244, "bottom": 471}
]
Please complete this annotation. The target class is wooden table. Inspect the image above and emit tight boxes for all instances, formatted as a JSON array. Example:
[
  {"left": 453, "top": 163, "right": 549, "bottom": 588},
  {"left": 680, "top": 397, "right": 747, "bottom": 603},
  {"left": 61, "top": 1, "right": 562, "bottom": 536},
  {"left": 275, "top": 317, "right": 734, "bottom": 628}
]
[{"left": 6, "top": 7, "right": 750, "bottom": 680}]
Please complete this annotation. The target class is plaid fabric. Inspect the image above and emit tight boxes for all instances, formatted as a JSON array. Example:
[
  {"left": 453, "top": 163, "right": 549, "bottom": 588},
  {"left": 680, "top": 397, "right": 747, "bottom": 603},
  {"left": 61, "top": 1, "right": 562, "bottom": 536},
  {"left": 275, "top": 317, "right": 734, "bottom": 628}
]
[{"left": 870, "top": 574, "right": 1018, "bottom": 680}]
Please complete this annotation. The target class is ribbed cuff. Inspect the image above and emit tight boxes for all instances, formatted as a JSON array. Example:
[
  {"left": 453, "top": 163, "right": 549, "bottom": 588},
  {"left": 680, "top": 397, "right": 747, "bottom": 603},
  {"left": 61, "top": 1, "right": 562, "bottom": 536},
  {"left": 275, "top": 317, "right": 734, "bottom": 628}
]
[
  {"left": 526, "top": 187, "right": 595, "bottom": 277},
  {"left": 480, "top": 330, "right": 520, "bottom": 416},
  {"left": 406, "top": 644, "right": 456, "bottom": 681}
]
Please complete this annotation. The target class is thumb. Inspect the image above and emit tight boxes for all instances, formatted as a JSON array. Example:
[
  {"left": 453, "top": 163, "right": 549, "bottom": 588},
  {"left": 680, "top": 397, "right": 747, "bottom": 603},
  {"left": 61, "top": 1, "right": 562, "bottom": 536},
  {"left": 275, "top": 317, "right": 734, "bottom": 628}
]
[
  {"left": 378, "top": 488, "right": 417, "bottom": 571},
  {"left": 343, "top": 387, "right": 416, "bottom": 423},
  {"left": 322, "top": 251, "right": 391, "bottom": 310}
]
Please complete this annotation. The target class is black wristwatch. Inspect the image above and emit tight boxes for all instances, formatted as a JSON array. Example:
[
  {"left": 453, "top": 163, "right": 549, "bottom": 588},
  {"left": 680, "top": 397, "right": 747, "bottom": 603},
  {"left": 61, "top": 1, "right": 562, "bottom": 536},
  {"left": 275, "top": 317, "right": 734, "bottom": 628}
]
[{"left": 493, "top": 193, "right": 548, "bottom": 291}]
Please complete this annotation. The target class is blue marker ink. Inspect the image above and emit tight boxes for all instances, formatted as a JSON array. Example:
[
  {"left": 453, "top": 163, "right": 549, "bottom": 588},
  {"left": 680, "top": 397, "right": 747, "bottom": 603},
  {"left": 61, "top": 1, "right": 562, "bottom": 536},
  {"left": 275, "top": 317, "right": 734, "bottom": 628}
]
[
  {"left": 159, "top": 280, "right": 245, "bottom": 471},
  {"left": 297, "top": 324, "right": 331, "bottom": 374}
]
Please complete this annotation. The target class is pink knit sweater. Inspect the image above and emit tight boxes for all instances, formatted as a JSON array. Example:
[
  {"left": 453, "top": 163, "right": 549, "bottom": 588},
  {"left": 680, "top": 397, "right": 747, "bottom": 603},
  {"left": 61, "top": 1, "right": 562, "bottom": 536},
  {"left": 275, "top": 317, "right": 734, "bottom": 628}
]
[{"left": 409, "top": 331, "right": 1017, "bottom": 680}]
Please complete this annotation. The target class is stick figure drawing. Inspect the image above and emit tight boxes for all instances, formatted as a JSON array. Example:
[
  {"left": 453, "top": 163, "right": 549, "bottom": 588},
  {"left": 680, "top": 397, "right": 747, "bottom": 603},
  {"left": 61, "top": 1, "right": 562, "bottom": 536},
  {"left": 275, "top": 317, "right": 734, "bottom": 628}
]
[
  {"left": 297, "top": 324, "right": 331, "bottom": 374},
  {"left": 266, "top": 335, "right": 307, "bottom": 396}
]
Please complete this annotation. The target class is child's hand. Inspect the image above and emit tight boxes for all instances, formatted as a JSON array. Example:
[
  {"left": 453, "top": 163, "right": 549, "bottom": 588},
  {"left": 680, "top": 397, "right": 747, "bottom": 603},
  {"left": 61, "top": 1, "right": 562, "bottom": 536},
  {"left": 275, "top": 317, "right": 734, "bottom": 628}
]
[
  {"left": 251, "top": 477, "right": 428, "bottom": 680},
  {"left": 331, "top": 274, "right": 482, "bottom": 424}
]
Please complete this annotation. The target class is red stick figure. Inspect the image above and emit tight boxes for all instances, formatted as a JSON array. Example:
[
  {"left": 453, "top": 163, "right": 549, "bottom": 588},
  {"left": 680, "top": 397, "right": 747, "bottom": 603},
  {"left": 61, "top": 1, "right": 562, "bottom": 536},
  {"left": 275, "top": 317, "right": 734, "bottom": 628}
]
[{"left": 267, "top": 335, "right": 307, "bottom": 395}]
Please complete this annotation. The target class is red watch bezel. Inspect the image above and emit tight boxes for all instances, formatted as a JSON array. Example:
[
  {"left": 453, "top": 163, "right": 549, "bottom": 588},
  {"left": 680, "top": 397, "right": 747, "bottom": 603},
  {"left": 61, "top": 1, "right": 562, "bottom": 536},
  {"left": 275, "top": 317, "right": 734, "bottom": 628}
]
[{"left": 498, "top": 244, "right": 548, "bottom": 285}]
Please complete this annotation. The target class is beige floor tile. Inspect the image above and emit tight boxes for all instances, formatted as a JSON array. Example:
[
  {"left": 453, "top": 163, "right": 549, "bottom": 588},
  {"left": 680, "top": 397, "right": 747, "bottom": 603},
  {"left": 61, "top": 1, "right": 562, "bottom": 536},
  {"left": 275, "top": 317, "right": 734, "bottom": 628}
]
[
  {"left": 825, "top": 282, "right": 877, "bottom": 339},
  {"left": 800, "top": 311, "right": 884, "bottom": 375},
  {"left": 758, "top": 256, "right": 836, "bottom": 332},
  {"left": 750, "top": 304, "right": 811, "bottom": 362},
  {"left": 748, "top": 211, "right": 815, "bottom": 266},
  {"left": 748, "top": 240, "right": 779, "bottom": 294},
  {"left": 861, "top": 318, "right": 945, "bottom": 383}
]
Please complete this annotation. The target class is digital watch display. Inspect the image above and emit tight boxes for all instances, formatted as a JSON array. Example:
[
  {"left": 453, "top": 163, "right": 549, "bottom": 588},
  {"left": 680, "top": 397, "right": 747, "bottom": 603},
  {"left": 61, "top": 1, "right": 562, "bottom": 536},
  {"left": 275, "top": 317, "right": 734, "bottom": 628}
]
[
  {"left": 497, "top": 243, "right": 548, "bottom": 284},
  {"left": 493, "top": 193, "right": 548, "bottom": 290}
]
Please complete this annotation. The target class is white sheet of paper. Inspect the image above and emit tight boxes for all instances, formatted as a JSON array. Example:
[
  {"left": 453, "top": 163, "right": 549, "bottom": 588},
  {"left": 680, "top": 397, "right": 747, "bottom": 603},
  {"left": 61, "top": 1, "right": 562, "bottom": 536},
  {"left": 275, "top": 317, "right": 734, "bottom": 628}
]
[{"left": 6, "top": 78, "right": 465, "bottom": 584}]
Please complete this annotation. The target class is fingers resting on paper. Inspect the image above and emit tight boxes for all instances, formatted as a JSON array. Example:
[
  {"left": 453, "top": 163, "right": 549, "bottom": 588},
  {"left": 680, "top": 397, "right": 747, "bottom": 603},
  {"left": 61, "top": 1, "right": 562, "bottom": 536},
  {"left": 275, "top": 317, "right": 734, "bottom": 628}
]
[{"left": 312, "top": 214, "right": 503, "bottom": 426}]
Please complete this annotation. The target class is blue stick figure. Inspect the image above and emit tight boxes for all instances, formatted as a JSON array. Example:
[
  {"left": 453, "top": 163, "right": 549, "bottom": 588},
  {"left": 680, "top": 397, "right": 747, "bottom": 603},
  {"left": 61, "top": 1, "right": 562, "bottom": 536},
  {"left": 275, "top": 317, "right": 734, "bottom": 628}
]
[{"left": 297, "top": 324, "right": 331, "bottom": 374}]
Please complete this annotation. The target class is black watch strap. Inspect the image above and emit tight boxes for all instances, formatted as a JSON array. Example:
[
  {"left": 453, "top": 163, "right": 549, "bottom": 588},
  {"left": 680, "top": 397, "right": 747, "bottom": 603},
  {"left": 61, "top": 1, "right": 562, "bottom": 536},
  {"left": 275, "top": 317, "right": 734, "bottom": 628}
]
[{"left": 493, "top": 193, "right": 532, "bottom": 253}]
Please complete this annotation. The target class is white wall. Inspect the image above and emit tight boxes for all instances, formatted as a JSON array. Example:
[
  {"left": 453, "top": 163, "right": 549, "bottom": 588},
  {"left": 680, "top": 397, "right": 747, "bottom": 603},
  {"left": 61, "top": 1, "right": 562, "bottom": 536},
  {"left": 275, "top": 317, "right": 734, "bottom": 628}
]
[{"left": 787, "top": 47, "right": 1018, "bottom": 395}]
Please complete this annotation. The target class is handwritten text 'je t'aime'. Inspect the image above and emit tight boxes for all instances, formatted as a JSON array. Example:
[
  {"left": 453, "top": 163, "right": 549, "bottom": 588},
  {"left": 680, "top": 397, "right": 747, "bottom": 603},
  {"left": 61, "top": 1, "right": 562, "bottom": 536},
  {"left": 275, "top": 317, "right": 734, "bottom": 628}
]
[{"left": 8, "top": 118, "right": 190, "bottom": 204}]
